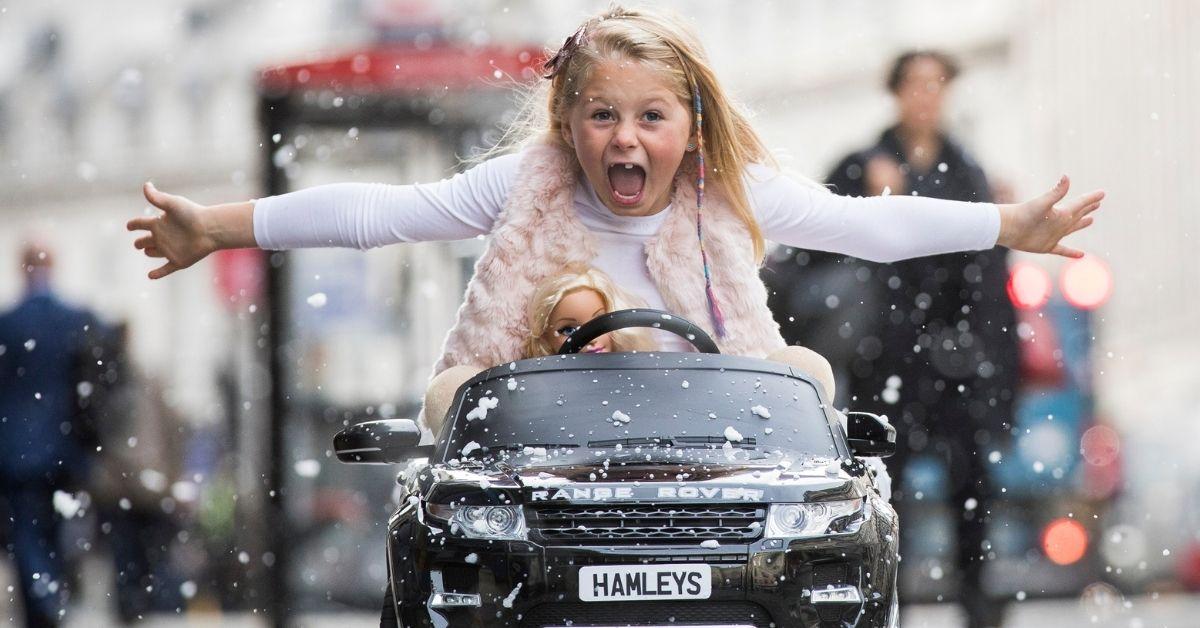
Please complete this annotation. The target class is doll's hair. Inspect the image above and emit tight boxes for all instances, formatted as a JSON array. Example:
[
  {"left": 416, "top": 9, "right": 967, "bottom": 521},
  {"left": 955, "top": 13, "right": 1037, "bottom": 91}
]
[
  {"left": 522, "top": 265, "right": 657, "bottom": 358},
  {"left": 494, "top": 4, "right": 775, "bottom": 263}
]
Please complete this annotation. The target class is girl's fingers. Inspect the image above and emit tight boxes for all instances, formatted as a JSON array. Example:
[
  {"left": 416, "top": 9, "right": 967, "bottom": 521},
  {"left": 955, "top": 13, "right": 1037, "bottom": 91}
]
[
  {"left": 1039, "top": 175, "right": 1070, "bottom": 207},
  {"left": 1050, "top": 243, "right": 1085, "bottom": 259},
  {"left": 143, "top": 181, "right": 164, "bottom": 208},
  {"left": 148, "top": 261, "right": 179, "bottom": 280},
  {"left": 1066, "top": 216, "right": 1094, "bottom": 236},
  {"left": 1074, "top": 197, "right": 1103, "bottom": 218},
  {"left": 144, "top": 247, "right": 165, "bottom": 258},
  {"left": 1064, "top": 190, "right": 1104, "bottom": 213},
  {"left": 133, "top": 234, "right": 155, "bottom": 250},
  {"left": 143, "top": 182, "right": 181, "bottom": 214},
  {"left": 127, "top": 215, "right": 157, "bottom": 232}
]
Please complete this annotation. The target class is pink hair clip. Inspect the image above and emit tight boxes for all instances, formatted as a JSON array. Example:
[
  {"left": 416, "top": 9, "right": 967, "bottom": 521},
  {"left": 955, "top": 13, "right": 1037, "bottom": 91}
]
[{"left": 542, "top": 23, "right": 589, "bottom": 79}]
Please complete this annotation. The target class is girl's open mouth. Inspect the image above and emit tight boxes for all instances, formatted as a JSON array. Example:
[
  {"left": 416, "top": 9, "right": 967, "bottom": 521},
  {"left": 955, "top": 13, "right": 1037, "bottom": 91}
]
[{"left": 607, "top": 163, "right": 646, "bottom": 206}]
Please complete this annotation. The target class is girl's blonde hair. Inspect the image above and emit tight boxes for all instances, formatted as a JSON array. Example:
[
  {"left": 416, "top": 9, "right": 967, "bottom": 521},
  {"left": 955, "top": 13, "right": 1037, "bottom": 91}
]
[
  {"left": 523, "top": 265, "right": 658, "bottom": 358},
  {"left": 495, "top": 4, "right": 776, "bottom": 262}
]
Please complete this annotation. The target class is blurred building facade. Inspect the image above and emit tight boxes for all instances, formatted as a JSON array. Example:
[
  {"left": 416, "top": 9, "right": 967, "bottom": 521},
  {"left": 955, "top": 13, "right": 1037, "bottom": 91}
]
[{"left": 0, "top": 0, "right": 1195, "bottom": 612}]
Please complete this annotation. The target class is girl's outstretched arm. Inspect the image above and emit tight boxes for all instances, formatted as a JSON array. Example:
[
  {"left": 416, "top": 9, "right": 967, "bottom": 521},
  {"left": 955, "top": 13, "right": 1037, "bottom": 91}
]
[
  {"left": 128, "top": 153, "right": 519, "bottom": 280},
  {"left": 754, "top": 167, "right": 1101, "bottom": 261}
]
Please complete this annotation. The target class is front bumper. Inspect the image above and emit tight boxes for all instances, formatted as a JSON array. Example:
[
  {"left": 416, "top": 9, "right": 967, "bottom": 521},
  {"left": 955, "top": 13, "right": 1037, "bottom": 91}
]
[{"left": 391, "top": 517, "right": 898, "bottom": 628}]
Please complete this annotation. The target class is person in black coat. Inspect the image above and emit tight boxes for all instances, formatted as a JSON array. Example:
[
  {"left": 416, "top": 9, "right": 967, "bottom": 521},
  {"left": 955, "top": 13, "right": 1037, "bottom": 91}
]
[
  {"left": 0, "top": 241, "right": 106, "bottom": 627},
  {"left": 765, "top": 51, "right": 1018, "bottom": 628}
]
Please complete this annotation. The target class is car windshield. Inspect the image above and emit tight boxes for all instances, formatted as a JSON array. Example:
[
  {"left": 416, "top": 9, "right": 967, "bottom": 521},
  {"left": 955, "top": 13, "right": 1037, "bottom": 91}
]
[{"left": 438, "top": 360, "right": 840, "bottom": 465}]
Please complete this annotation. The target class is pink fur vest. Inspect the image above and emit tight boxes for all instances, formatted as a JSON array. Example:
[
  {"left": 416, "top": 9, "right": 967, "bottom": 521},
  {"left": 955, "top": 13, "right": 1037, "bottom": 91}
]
[{"left": 432, "top": 143, "right": 786, "bottom": 375}]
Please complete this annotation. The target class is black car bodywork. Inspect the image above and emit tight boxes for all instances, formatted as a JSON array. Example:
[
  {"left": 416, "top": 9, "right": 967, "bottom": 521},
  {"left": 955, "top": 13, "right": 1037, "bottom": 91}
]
[{"left": 336, "top": 311, "right": 899, "bottom": 627}]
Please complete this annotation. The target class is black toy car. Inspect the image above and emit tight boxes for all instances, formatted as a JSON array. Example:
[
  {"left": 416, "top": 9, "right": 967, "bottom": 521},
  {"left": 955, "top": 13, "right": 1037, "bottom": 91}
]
[{"left": 335, "top": 310, "right": 900, "bottom": 627}]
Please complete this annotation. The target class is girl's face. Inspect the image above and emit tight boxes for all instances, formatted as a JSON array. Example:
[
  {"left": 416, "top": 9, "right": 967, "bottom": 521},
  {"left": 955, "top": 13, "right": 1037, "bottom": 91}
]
[
  {"left": 562, "top": 58, "right": 692, "bottom": 217},
  {"left": 542, "top": 288, "right": 613, "bottom": 354}
]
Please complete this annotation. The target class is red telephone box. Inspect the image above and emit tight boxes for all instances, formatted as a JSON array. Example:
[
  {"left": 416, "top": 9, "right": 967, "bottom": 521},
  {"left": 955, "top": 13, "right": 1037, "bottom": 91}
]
[{"left": 253, "top": 40, "right": 541, "bottom": 623}]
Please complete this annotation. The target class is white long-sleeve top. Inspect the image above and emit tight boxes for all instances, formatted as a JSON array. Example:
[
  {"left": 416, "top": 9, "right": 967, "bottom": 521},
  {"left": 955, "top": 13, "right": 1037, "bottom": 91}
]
[{"left": 253, "top": 151, "right": 999, "bottom": 350}]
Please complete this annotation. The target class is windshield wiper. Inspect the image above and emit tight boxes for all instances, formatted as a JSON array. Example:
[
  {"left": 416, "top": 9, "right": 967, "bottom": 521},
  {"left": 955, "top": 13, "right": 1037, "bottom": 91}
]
[
  {"left": 588, "top": 437, "right": 674, "bottom": 448},
  {"left": 483, "top": 443, "right": 579, "bottom": 452},
  {"left": 674, "top": 435, "right": 758, "bottom": 448},
  {"left": 587, "top": 435, "right": 759, "bottom": 449}
]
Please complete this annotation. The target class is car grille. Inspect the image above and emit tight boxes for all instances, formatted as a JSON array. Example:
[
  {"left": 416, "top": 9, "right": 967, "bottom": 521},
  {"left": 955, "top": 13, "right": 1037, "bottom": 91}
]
[
  {"left": 546, "top": 553, "right": 747, "bottom": 567},
  {"left": 812, "top": 562, "right": 850, "bottom": 589},
  {"left": 519, "top": 600, "right": 774, "bottom": 627},
  {"left": 527, "top": 504, "right": 766, "bottom": 545}
]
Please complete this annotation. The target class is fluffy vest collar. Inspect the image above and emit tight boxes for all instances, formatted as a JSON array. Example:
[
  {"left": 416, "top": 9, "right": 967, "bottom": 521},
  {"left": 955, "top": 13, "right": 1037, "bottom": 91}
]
[{"left": 433, "top": 143, "right": 785, "bottom": 375}]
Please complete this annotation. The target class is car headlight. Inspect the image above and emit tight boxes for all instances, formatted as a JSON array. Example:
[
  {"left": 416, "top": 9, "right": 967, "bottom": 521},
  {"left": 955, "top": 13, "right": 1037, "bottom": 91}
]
[
  {"left": 427, "top": 503, "right": 527, "bottom": 540},
  {"left": 766, "top": 499, "right": 866, "bottom": 539}
]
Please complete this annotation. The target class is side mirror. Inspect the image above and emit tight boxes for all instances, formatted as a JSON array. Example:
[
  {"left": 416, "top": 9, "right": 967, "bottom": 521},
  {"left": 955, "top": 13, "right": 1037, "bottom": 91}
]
[
  {"left": 334, "top": 419, "right": 433, "bottom": 464},
  {"left": 845, "top": 411, "right": 896, "bottom": 458}
]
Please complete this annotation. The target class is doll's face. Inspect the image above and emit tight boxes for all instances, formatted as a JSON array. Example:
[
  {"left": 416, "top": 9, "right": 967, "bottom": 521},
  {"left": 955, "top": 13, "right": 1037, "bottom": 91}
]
[
  {"left": 542, "top": 288, "right": 613, "bottom": 353},
  {"left": 561, "top": 57, "right": 692, "bottom": 218}
]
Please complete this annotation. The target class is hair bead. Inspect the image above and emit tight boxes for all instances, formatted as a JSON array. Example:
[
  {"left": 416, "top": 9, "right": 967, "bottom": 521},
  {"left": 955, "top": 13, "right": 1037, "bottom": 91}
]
[{"left": 692, "top": 86, "right": 727, "bottom": 338}]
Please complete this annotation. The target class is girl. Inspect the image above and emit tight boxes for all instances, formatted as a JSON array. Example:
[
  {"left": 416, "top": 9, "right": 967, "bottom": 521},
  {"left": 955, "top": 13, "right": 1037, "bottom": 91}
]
[{"left": 129, "top": 5, "right": 1100, "bottom": 401}]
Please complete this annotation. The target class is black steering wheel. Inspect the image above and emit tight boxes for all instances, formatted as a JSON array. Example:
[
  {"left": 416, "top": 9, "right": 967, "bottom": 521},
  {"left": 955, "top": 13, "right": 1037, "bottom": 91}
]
[{"left": 557, "top": 308, "right": 720, "bottom": 355}]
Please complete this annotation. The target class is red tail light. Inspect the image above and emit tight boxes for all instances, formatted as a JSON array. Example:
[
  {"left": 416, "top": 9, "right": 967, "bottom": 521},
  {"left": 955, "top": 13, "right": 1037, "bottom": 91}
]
[
  {"left": 1061, "top": 256, "right": 1112, "bottom": 310},
  {"left": 1008, "top": 262, "right": 1052, "bottom": 310},
  {"left": 1042, "top": 518, "right": 1089, "bottom": 565}
]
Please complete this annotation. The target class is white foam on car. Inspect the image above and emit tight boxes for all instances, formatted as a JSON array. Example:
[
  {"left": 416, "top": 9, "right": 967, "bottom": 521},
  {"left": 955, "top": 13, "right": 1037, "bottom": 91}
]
[
  {"left": 825, "top": 461, "right": 842, "bottom": 478},
  {"left": 502, "top": 582, "right": 523, "bottom": 608},
  {"left": 466, "top": 396, "right": 499, "bottom": 422}
]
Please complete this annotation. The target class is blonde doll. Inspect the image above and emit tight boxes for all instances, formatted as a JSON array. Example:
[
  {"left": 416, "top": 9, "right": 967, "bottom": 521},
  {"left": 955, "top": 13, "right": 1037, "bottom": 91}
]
[{"left": 521, "top": 265, "right": 657, "bottom": 358}]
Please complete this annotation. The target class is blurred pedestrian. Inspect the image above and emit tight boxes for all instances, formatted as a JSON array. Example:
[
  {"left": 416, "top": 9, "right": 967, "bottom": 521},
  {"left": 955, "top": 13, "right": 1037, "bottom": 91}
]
[
  {"left": 0, "top": 240, "right": 106, "bottom": 627},
  {"left": 763, "top": 240, "right": 881, "bottom": 409},
  {"left": 768, "top": 50, "right": 1018, "bottom": 628},
  {"left": 90, "top": 321, "right": 186, "bottom": 622}
]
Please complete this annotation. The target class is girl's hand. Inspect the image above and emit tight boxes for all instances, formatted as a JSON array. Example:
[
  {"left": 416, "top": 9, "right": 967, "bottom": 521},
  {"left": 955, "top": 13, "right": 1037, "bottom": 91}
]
[
  {"left": 127, "top": 183, "right": 215, "bottom": 279},
  {"left": 997, "top": 175, "right": 1103, "bottom": 258},
  {"left": 127, "top": 182, "right": 255, "bottom": 279}
]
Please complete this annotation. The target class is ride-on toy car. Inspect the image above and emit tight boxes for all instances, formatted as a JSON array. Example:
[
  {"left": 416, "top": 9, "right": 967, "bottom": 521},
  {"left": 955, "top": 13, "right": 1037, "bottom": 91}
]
[{"left": 335, "top": 310, "right": 900, "bottom": 627}]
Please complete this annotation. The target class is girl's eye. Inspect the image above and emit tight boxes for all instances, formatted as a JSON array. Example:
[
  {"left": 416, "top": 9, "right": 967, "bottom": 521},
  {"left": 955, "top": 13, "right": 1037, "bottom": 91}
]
[
  {"left": 591, "top": 110, "right": 614, "bottom": 122},
  {"left": 554, "top": 325, "right": 580, "bottom": 337},
  {"left": 643, "top": 111, "right": 663, "bottom": 122}
]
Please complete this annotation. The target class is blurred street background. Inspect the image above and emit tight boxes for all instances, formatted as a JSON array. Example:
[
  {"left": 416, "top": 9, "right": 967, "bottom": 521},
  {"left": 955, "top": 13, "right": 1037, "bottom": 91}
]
[{"left": 1, "top": 0, "right": 1198, "bottom": 626}]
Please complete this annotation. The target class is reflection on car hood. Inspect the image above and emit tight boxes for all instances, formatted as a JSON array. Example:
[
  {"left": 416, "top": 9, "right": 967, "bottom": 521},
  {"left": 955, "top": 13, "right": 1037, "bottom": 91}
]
[
  {"left": 515, "top": 461, "right": 816, "bottom": 483},
  {"left": 425, "top": 456, "right": 860, "bottom": 504}
]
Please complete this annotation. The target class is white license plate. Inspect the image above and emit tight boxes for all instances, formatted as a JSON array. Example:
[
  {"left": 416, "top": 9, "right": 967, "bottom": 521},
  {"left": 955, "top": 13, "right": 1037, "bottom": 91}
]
[{"left": 578, "top": 564, "right": 711, "bottom": 602}]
